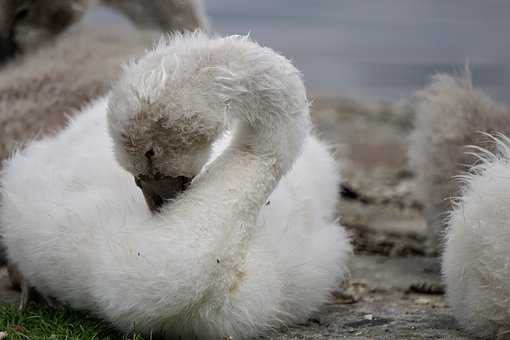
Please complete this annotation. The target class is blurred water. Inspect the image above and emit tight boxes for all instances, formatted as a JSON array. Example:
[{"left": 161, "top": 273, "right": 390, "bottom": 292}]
[{"left": 85, "top": 1, "right": 510, "bottom": 102}]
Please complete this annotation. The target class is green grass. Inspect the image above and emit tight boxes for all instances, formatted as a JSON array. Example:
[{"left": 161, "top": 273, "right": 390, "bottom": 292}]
[{"left": 0, "top": 304, "right": 145, "bottom": 340}]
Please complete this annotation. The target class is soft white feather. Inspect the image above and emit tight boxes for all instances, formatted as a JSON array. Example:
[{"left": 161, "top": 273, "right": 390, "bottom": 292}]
[
  {"left": 443, "top": 134, "right": 510, "bottom": 338},
  {"left": 1, "top": 33, "right": 350, "bottom": 339}
]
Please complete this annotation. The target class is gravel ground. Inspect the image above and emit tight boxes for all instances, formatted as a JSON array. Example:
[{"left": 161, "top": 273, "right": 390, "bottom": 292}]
[{"left": 271, "top": 255, "right": 465, "bottom": 339}]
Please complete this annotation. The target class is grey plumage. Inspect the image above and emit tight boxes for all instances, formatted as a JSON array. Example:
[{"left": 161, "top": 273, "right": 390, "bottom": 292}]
[{"left": 408, "top": 71, "right": 510, "bottom": 253}]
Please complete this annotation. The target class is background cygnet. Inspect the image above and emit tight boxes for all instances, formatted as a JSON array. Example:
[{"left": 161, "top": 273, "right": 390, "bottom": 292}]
[
  {"left": 408, "top": 70, "right": 510, "bottom": 254},
  {"left": 0, "top": 0, "right": 90, "bottom": 63},
  {"left": 409, "top": 70, "right": 510, "bottom": 337},
  {"left": 103, "top": 0, "right": 208, "bottom": 33},
  {"left": 0, "top": 0, "right": 208, "bottom": 64}
]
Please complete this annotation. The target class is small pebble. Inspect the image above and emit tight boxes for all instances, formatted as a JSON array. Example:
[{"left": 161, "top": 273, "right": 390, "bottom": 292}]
[{"left": 414, "top": 297, "right": 431, "bottom": 305}]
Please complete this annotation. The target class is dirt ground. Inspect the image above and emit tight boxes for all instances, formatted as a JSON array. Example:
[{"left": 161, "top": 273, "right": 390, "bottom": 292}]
[{"left": 0, "top": 97, "right": 473, "bottom": 339}]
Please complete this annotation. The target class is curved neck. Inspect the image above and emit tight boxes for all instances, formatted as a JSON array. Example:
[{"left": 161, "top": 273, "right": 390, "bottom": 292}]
[
  {"left": 163, "top": 116, "right": 309, "bottom": 233},
  {"left": 166, "top": 65, "right": 309, "bottom": 238},
  {"left": 173, "top": 148, "right": 279, "bottom": 227},
  {"left": 109, "top": 35, "right": 312, "bottom": 301},
  {"left": 177, "top": 58, "right": 310, "bottom": 223}
]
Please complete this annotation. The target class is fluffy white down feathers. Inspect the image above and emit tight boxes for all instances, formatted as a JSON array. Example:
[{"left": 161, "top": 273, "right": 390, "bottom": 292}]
[
  {"left": 0, "top": 33, "right": 351, "bottom": 339},
  {"left": 444, "top": 136, "right": 510, "bottom": 338},
  {"left": 409, "top": 72, "right": 510, "bottom": 338}
]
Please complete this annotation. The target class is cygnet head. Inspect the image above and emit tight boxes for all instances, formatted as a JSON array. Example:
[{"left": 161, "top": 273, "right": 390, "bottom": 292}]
[
  {"left": 0, "top": 0, "right": 89, "bottom": 64},
  {"left": 108, "top": 36, "right": 230, "bottom": 211},
  {"left": 108, "top": 33, "right": 310, "bottom": 212}
]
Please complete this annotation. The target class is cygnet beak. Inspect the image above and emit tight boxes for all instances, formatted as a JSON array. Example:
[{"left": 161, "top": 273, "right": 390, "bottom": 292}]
[{"left": 135, "top": 174, "right": 192, "bottom": 212}]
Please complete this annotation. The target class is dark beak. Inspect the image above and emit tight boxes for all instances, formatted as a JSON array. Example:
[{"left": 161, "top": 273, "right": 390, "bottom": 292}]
[
  {"left": 135, "top": 174, "right": 192, "bottom": 212},
  {"left": 0, "top": 36, "right": 17, "bottom": 65}
]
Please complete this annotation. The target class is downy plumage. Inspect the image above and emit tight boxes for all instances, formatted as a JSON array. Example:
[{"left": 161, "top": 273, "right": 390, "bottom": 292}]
[
  {"left": 409, "top": 71, "right": 510, "bottom": 337},
  {"left": 1, "top": 33, "right": 351, "bottom": 339},
  {"left": 443, "top": 135, "right": 510, "bottom": 338}
]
